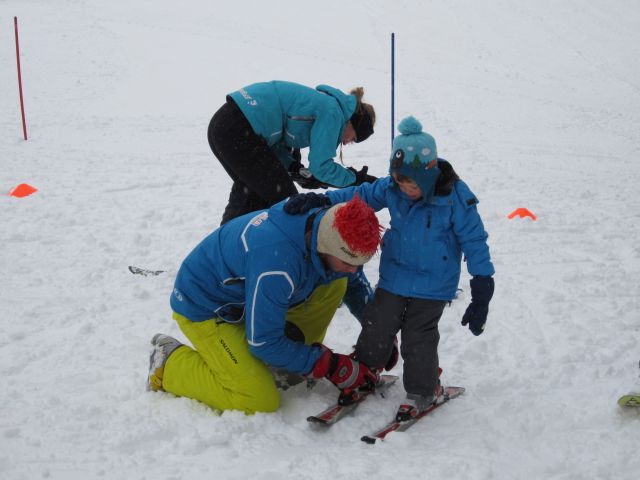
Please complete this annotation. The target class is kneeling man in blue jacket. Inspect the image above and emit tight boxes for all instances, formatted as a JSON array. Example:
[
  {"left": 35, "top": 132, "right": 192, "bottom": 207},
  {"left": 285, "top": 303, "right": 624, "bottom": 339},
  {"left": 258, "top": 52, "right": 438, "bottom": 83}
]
[{"left": 146, "top": 196, "right": 382, "bottom": 413}]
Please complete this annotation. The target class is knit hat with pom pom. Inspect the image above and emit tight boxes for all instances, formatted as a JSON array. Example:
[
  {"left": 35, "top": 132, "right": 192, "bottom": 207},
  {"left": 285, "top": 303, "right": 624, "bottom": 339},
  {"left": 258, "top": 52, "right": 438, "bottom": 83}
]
[
  {"left": 317, "top": 195, "right": 381, "bottom": 266},
  {"left": 389, "top": 116, "right": 441, "bottom": 201}
]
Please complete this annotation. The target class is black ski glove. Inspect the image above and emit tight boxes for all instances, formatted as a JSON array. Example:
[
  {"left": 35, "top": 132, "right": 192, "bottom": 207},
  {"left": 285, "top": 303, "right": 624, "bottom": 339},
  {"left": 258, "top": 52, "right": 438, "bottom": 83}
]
[
  {"left": 461, "top": 276, "right": 494, "bottom": 336},
  {"left": 288, "top": 161, "right": 330, "bottom": 190},
  {"left": 348, "top": 166, "right": 377, "bottom": 186},
  {"left": 284, "top": 192, "right": 332, "bottom": 215}
]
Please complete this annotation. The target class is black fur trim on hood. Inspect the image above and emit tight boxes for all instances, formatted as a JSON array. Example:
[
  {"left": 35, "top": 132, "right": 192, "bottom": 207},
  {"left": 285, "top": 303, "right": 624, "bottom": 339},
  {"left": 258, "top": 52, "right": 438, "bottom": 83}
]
[{"left": 435, "top": 159, "right": 460, "bottom": 196}]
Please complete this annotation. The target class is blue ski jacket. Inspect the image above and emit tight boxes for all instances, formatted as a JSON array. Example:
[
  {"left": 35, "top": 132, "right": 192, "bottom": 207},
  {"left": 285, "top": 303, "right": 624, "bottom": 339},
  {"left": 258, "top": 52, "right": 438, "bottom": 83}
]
[
  {"left": 326, "top": 165, "right": 494, "bottom": 300},
  {"left": 170, "top": 202, "right": 371, "bottom": 375},
  {"left": 227, "top": 81, "right": 357, "bottom": 188}
]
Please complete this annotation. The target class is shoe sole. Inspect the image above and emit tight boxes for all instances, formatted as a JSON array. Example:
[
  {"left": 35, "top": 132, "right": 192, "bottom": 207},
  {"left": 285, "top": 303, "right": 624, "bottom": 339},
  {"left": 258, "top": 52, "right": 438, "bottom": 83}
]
[
  {"left": 147, "top": 334, "right": 182, "bottom": 392},
  {"left": 146, "top": 334, "right": 165, "bottom": 392}
]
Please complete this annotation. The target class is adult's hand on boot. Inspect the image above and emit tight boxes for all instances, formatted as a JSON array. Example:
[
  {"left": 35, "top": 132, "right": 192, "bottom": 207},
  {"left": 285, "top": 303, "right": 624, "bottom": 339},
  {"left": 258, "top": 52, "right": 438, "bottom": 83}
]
[{"left": 311, "top": 346, "right": 377, "bottom": 394}]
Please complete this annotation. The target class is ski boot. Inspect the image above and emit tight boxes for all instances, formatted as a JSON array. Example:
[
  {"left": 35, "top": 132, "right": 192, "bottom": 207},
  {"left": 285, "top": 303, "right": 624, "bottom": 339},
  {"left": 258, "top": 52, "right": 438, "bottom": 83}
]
[
  {"left": 146, "top": 334, "right": 182, "bottom": 392},
  {"left": 396, "top": 370, "right": 444, "bottom": 422},
  {"left": 271, "top": 367, "right": 315, "bottom": 391}
]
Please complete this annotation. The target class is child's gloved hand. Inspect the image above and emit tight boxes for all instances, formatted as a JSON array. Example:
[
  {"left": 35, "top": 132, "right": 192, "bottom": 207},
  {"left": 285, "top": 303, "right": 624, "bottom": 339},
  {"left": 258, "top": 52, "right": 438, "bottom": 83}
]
[
  {"left": 461, "top": 276, "right": 494, "bottom": 336},
  {"left": 284, "top": 192, "right": 331, "bottom": 214}
]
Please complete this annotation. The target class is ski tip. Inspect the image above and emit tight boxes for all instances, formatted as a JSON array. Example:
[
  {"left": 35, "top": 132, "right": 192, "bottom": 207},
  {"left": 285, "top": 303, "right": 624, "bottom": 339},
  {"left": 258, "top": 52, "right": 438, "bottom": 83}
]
[
  {"left": 444, "top": 385, "right": 466, "bottom": 396},
  {"left": 307, "top": 416, "right": 332, "bottom": 425},
  {"left": 361, "top": 435, "right": 377, "bottom": 445}
]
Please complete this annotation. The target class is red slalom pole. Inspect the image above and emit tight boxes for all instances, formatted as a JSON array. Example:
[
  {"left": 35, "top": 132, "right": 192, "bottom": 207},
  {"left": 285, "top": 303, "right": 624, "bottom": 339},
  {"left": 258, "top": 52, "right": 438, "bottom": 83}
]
[{"left": 14, "top": 16, "right": 28, "bottom": 141}]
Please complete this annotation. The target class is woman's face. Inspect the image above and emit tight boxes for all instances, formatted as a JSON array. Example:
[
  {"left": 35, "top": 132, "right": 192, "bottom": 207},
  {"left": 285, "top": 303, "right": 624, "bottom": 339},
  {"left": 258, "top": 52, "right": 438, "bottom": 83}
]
[{"left": 341, "top": 122, "right": 357, "bottom": 145}]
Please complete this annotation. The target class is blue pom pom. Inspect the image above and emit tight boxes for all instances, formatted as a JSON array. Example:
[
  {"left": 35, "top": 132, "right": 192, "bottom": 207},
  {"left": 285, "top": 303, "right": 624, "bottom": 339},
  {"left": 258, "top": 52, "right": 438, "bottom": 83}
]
[{"left": 398, "top": 116, "right": 423, "bottom": 135}]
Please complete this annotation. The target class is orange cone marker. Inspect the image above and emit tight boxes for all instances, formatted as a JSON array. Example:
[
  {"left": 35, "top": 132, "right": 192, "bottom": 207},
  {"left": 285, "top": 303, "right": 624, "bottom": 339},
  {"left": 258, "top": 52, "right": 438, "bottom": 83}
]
[
  {"left": 8, "top": 183, "right": 37, "bottom": 198},
  {"left": 507, "top": 208, "right": 536, "bottom": 221}
]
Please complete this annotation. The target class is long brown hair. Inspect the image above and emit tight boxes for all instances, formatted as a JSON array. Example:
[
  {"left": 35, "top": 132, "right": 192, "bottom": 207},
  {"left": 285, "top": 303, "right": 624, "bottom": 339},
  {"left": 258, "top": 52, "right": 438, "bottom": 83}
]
[{"left": 350, "top": 87, "right": 376, "bottom": 126}]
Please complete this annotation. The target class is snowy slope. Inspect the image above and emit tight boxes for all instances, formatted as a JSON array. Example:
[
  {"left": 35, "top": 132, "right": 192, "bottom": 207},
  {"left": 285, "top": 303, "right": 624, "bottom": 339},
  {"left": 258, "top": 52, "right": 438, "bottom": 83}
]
[{"left": 1, "top": 1, "right": 639, "bottom": 479}]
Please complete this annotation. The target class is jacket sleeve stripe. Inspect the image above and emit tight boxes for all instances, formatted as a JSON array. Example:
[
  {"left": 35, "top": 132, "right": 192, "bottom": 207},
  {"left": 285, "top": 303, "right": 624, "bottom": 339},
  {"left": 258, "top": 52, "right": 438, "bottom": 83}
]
[
  {"left": 247, "top": 271, "right": 295, "bottom": 347},
  {"left": 241, "top": 212, "right": 269, "bottom": 252}
]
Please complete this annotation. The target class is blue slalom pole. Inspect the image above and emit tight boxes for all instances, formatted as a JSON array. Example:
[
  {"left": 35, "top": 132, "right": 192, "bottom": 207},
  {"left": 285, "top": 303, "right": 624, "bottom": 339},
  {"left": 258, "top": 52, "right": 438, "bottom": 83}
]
[{"left": 391, "top": 32, "right": 395, "bottom": 147}]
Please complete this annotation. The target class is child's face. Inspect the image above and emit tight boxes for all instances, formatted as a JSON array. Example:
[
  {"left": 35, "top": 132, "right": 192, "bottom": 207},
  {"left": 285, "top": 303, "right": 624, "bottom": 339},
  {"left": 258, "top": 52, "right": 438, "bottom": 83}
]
[{"left": 392, "top": 173, "right": 423, "bottom": 200}]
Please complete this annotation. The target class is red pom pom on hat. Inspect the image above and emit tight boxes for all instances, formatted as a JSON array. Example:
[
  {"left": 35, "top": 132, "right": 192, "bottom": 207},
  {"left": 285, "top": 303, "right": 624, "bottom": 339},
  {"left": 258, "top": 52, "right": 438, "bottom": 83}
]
[
  {"left": 316, "top": 195, "right": 381, "bottom": 265},
  {"left": 332, "top": 195, "right": 381, "bottom": 256}
]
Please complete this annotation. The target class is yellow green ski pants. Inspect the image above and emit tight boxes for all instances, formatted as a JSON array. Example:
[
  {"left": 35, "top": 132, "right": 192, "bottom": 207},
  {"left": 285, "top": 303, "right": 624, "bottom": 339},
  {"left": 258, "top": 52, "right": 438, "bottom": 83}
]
[{"left": 162, "top": 278, "right": 347, "bottom": 414}]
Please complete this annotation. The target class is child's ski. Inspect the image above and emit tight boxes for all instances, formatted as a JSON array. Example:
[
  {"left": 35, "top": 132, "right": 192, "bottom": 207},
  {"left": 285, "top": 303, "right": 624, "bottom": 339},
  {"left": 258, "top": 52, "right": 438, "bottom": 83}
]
[
  {"left": 307, "top": 374, "right": 398, "bottom": 426},
  {"left": 618, "top": 394, "right": 640, "bottom": 407},
  {"left": 361, "top": 385, "right": 465, "bottom": 444}
]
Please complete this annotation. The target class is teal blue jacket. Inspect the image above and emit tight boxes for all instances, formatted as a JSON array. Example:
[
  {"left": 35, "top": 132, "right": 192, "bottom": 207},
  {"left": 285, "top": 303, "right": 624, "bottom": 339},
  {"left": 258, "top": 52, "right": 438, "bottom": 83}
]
[
  {"left": 228, "top": 81, "right": 357, "bottom": 188},
  {"left": 326, "top": 170, "right": 495, "bottom": 301}
]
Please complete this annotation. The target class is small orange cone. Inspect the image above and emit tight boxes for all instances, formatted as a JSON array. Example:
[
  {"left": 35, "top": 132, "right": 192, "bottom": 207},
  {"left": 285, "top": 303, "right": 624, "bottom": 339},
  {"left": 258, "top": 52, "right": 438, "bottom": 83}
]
[
  {"left": 508, "top": 208, "right": 537, "bottom": 221},
  {"left": 8, "top": 183, "right": 38, "bottom": 198}
]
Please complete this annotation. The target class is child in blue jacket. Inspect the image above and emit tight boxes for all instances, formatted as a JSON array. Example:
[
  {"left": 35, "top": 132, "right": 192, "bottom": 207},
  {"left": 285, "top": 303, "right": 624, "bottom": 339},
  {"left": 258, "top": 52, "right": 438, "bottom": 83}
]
[
  {"left": 285, "top": 116, "right": 495, "bottom": 420},
  {"left": 209, "top": 81, "right": 377, "bottom": 224}
]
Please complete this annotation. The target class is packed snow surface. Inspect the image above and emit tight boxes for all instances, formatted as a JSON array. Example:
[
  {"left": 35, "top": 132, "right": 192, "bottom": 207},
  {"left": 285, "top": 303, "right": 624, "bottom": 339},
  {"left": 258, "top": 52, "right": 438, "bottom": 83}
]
[{"left": 1, "top": 1, "right": 639, "bottom": 479}]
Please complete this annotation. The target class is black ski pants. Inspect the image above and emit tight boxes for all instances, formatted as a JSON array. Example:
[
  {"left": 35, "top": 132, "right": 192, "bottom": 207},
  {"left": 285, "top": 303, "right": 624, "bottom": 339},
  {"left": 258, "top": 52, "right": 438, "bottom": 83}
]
[
  {"left": 207, "top": 98, "right": 298, "bottom": 225},
  {"left": 356, "top": 288, "right": 446, "bottom": 397}
]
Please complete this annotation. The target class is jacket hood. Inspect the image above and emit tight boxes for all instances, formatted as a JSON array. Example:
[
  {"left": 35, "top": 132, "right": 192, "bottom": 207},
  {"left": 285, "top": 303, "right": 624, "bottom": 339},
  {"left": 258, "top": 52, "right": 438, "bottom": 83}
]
[
  {"left": 315, "top": 84, "right": 356, "bottom": 123},
  {"left": 266, "top": 202, "right": 330, "bottom": 280},
  {"left": 434, "top": 159, "right": 460, "bottom": 196}
]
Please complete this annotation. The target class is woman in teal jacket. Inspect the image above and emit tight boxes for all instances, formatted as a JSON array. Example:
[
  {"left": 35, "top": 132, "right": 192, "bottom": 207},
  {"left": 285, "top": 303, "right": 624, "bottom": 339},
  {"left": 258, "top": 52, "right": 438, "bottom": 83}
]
[{"left": 209, "top": 81, "right": 377, "bottom": 224}]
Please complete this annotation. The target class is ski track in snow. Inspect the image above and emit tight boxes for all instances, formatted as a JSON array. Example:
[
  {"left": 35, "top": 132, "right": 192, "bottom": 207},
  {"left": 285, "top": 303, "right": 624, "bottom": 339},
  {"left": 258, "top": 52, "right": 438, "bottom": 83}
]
[{"left": 1, "top": 1, "right": 639, "bottom": 479}]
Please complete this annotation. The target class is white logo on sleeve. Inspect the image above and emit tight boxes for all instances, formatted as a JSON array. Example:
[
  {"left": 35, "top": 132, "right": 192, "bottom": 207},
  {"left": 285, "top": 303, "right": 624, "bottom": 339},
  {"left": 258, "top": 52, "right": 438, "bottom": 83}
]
[{"left": 239, "top": 88, "right": 258, "bottom": 106}]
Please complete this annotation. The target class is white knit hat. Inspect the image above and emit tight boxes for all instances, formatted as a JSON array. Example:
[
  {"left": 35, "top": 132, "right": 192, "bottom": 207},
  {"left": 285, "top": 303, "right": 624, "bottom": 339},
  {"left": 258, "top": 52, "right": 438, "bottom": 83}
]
[{"left": 316, "top": 196, "right": 381, "bottom": 266}]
